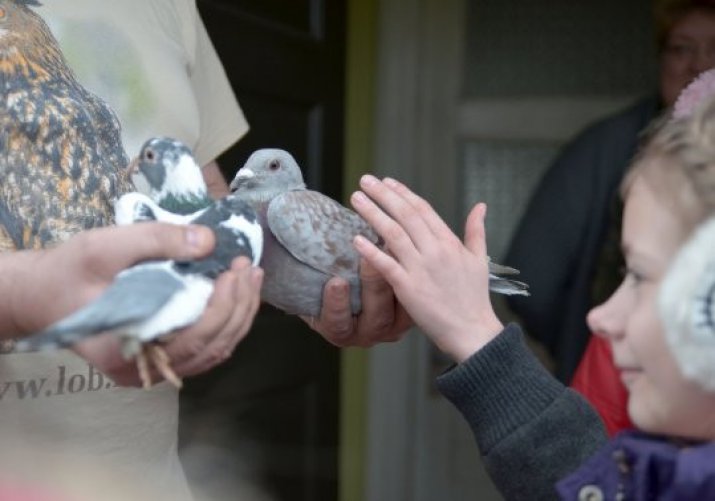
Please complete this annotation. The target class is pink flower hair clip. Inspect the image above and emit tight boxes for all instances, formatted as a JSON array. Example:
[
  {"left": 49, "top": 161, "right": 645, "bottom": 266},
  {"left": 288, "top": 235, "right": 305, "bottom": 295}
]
[{"left": 673, "top": 68, "right": 715, "bottom": 120}]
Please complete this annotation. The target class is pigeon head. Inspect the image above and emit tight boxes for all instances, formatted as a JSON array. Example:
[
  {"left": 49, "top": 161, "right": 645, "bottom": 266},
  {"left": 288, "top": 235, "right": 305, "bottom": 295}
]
[
  {"left": 130, "top": 137, "right": 211, "bottom": 215},
  {"left": 230, "top": 148, "right": 306, "bottom": 200}
]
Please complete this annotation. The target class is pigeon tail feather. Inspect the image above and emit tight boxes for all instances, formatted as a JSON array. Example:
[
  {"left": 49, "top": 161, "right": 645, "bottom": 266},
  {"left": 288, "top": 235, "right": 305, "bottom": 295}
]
[{"left": 488, "top": 276, "right": 530, "bottom": 296}]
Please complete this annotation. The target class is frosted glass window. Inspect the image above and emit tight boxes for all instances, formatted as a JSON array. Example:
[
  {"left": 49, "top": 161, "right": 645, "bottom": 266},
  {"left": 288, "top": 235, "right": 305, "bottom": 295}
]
[{"left": 461, "top": 140, "right": 560, "bottom": 261}]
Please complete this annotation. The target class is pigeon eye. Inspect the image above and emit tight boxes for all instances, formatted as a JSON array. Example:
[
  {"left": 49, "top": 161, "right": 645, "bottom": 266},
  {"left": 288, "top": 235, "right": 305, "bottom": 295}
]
[
  {"left": 0, "top": 7, "right": 6, "bottom": 19},
  {"left": 268, "top": 160, "right": 280, "bottom": 171},
  {"left": 144, "top": 149, "right": 156, "bottom": 162}
]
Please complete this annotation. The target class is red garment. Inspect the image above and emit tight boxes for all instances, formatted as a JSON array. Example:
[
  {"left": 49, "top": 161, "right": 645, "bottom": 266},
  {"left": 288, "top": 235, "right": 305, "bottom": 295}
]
[{"left": 570, "top": 335, "right": 633, "bottom": 436}]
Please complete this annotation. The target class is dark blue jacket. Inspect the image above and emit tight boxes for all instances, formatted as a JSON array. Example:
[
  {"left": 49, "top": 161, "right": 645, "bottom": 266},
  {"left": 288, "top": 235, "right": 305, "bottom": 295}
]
[{"left": 505, "top": 97, "right": 660, "bottom": 382}]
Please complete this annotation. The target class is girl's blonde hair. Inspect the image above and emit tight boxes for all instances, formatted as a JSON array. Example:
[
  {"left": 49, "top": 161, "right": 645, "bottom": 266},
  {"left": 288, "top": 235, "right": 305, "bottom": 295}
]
[{"left": 621, "top": 95, "right": 715, "bottom": 236}]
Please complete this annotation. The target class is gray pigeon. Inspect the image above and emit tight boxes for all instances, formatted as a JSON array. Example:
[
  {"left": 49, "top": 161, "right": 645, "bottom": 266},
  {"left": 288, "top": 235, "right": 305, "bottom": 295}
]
[
  {"left": 229, "top": 149, "right": 528, "bottom": 317},
  {"left": 230, "top": 149, "right": 380, "bottom": 316}
]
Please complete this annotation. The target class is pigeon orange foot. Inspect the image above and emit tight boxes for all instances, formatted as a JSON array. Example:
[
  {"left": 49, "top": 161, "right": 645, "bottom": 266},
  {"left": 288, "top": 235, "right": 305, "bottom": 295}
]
[{"left": 136, "top": 343, "right": 182, "bottom": 389}]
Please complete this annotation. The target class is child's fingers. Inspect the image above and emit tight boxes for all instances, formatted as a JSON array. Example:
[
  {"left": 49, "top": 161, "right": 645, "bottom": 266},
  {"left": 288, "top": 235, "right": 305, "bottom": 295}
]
[
  {"left": 351, "top": 190, "right": 419, "bottom": 264},
  {"left": 353, "top": 234, "right": 406, "bottom": 288},
  {"left": 382, "top": 177, "right": 454, "bottom": 239},
  {"left": 357, "top": 176, "right": 435, "bottom": 249}
]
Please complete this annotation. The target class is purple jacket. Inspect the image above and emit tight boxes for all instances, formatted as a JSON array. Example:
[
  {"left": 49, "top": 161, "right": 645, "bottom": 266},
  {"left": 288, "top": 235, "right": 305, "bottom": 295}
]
[{"left": 557, "top": 431, "right": 715, "bottom": 500}]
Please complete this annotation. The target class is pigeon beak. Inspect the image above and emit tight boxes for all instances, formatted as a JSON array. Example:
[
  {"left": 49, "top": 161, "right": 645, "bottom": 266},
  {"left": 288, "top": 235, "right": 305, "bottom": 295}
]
[
  {"left": 230, "top": 168, "right": 255, "bottom": 192},
  {"left": 128, "top": 156, "right": 140, "bottom": 176},
  {"left": 127, "top": 156, "right": 151, "bottom": 195},
  {"left": 127, "top": 161, "right": 151, "bottom": 197}
]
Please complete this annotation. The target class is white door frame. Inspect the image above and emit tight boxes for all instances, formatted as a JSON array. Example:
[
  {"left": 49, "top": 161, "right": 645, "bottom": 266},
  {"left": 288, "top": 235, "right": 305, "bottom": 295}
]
[
  {"left": 364, "top": 1, "right": 639, "bottom": 499},
  {"left": 365, "top": 0, "right": 466, "bottom": 500}
]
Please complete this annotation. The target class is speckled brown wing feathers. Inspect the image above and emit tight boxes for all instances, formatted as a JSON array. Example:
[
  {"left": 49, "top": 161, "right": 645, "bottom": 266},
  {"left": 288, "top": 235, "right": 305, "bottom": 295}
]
[{"left": 266, "top": 189, "right": 381, "bottom": 279}]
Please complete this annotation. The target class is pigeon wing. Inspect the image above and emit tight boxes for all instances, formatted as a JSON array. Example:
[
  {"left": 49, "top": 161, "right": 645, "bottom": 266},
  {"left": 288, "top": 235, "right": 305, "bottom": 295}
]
[
  {"left": 174, "top": 197, "right": 262, "bottom": 278},
  {"left": 267, "top": 190, "right": 380, "bottom": 278},
  {"left": 15, "top": 265, "right": 184, "bottom": 352}
]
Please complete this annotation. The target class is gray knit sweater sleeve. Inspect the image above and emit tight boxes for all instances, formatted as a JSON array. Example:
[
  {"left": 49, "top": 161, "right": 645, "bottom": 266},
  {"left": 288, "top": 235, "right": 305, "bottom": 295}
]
[{"left": 436, "top": 323, "right": 607, "bottom": 500}]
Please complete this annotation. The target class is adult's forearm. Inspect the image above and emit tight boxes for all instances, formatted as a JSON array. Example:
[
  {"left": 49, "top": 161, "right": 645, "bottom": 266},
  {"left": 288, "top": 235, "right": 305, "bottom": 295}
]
[
  {"left": 0, "top": 250, "right": 40, "bottom": 338},
  {"left": 202, "top": 160, "right": 230, "bottom": 199}
]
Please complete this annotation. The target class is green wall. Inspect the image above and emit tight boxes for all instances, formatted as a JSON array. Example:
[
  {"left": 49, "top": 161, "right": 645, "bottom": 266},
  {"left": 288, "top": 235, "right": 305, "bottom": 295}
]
[{"left": 340, "top": 0, "right": 377, "bottom": 500}]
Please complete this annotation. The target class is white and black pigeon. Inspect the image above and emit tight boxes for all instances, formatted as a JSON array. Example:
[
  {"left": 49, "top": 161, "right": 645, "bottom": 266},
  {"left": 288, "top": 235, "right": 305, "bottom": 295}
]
[
  {"left": 113, "top": 137, "right": 214, "bottom": 228},
  {"left": 229, "top": 149, "right": 528, "bottom": 318},
  {"left": 129, "top": 136, "right": 213, "bottom": 215},
  {"left": 15, "top": 139, "right": 264, "bottom": 389}
]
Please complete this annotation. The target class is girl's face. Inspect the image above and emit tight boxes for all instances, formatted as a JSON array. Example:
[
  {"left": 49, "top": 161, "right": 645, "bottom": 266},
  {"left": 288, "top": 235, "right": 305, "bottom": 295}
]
[{"left": 587, "top": 174, "right": 715, "bottom": 440}]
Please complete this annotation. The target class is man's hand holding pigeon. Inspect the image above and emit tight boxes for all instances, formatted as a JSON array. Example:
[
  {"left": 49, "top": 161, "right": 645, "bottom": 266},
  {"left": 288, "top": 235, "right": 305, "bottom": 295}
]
[
  {"left": 305, "top": 259, "right": 413, "bottom": 347},
  {"left": 2, "top": 222, "right": 263, "bottom": 387}
]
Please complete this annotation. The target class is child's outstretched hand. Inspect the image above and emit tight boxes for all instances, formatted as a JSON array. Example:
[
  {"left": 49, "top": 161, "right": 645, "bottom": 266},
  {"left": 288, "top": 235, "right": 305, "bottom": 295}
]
[{"left": 350, "top": 175, "right": 504, "bottom": 362}]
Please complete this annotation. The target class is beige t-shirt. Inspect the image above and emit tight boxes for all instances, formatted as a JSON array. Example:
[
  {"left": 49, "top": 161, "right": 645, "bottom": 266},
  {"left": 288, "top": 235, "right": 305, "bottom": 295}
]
[
  {"left": 0, "top": 352, "right": 190, "bottom": 501},
  {"left": 39, "top": 0, "right": 249, "bottom": 165},
  {"left": 0, "top": 2, "right": 248, "bottom": 499}
]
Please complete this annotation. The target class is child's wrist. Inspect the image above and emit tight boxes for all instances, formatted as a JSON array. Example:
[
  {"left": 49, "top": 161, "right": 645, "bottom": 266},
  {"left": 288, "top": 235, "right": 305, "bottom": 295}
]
[{"left": 447, "top": 318, "right": 504, "bottom": 363}]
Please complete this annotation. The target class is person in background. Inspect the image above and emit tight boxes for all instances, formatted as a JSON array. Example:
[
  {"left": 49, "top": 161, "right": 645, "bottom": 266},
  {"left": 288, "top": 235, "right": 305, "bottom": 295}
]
[
  {"left": 0, "top": 2, "right": 407, "bottom": 499},
  {"left": 349, "top": 87, "right": 715, "bottom": 499},
  {"left": 504, "top": 0, "right": 715, "bottom": 389},
  {"left": 0, "top": 2, "right": 250, "bottom": 498}
]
